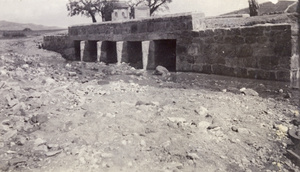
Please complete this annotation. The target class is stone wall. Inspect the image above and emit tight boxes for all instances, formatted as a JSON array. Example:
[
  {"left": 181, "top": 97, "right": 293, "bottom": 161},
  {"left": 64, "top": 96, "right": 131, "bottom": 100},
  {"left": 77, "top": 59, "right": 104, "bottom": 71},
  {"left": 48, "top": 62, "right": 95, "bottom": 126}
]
[
  {"left": 177, "top": 24, "right": 298, "bottom": 82},
  {"left": 43, "top": 35, "right": 76, "bottom": 60}
]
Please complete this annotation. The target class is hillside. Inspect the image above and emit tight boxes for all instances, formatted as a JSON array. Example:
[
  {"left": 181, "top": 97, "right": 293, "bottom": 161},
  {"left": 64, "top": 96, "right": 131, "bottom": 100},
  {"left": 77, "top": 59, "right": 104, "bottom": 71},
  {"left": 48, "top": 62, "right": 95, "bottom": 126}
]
[
  {"left": 222, "top": 0, "right": 298, "bottom": 16},
  {"left": 0, "top": 20, "right": 63, "bottom": 31}
]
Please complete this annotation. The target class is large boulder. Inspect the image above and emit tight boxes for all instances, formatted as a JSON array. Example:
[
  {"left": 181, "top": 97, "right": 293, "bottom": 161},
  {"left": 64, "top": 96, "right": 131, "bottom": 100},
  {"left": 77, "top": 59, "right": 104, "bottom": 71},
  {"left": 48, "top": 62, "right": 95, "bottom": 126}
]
[{"left": 153, "top": 65, "right": 170, "bottom": 77}]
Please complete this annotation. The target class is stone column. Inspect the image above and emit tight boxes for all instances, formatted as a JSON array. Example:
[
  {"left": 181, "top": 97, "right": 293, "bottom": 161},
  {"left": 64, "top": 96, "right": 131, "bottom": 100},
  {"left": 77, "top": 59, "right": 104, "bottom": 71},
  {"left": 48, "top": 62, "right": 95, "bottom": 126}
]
[
  {"left": 80, "top": 41, "right": 86, "bottom": 61},
  {"left": 97, "top": 41, "right": 102, "bottom": 62},
  {"left": 116, "top": 41, "right": 124, "bottom": 65},
  {"left": 142, "top": 41, "right": 150, "bottom": 70}
]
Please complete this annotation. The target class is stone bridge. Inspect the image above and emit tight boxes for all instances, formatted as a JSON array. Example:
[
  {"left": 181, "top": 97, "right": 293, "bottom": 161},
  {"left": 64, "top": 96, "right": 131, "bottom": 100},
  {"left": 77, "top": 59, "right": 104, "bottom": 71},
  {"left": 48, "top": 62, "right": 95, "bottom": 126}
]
[{"left": 43, "top": 12, "right": 299, "bottom": 85}]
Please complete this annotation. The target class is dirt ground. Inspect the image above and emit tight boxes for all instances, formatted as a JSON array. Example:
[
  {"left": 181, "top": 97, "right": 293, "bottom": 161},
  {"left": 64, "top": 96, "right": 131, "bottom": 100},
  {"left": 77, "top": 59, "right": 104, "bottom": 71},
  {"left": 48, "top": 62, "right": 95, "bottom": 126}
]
[{"left": 0, "top": 35, "right": 300, "bottom": 172}]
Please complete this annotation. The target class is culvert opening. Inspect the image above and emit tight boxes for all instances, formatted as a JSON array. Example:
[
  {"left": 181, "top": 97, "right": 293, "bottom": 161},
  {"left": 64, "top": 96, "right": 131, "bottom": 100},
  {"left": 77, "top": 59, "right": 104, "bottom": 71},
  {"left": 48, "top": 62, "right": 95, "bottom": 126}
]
[
  {"left": 105, "top": 41, "right": 118, "bottom": 64},
  {"left": 87, "top": 41, "right": 98, "bottom": 62},
  {"left": 154, "top": 39, "right": 176, "bottom": 71},
  {"left": 127, "top": 41, "right": 143, "bottom": 69},
  {"left": 74, "top": 41, "right": 81, "bottom": 61}
]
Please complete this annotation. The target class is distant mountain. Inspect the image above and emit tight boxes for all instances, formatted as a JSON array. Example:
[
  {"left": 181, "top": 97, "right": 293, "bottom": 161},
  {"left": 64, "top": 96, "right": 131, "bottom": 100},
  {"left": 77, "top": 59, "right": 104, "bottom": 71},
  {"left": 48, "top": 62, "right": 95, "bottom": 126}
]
[
  {"left": 222, "top": 0, "right": 298, "bottom": 16},
  {"left": 0, "top": 20, "right": 63, "bottom": 31}
]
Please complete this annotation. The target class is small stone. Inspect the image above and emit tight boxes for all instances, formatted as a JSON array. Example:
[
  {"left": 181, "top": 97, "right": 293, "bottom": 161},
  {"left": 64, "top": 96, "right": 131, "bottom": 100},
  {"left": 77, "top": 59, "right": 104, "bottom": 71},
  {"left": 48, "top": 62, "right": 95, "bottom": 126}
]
[
  {"left": 101, "top": 153, "right": 113, "bottom": 158},
  {"left": 15, "top": 135, "right": 27, "bottom": 145},
  {"left": 9, "top": 157, "right": 27, "bottom": 166},
  {"left": 284, "top": 92, "right": 292, "bottom": 99},
  {"left": 121, "top": 140, "right": 127, "bottom": 145},
  {"left": 68, "top": 72, "right": 77, "bottom": 76},
  {"left": 30, "top": 115, "right": 48, "bottom": 124},
  {"left": 222, "top": 89, "right": 227, "bottom": 92},
  {"left": 65, "top": 64, "right": 71, "bottom": 68},
  {"left": 195, "top": 106, "right": 208, "bottom": 116},
  {"left": 128, "top": 161, "right": 133, "bottom": 167},
  {"left": 43, "top": 77, "right": 56, "bottom": 85},
  {"left": 45, "top": 150, "right": 62, "bottom": 157},
  {"left": 21, "top": 64, "right": 29, "bottom": 70},
  {"left": 167, "top": 117, "right": 186, "bottom": 123},
  {"left": 34, "top": 138, "right": 47, "bottom": 146},
  {"left": 279, "top": 89, "right": 284, "bottom": 93},
  {"left": 187, "top": 153, "right": 200, "bottom": 160},
  {"left": 277, "top": 124, "right": 288, "bottom": 133},
  {"left": 231, "top": 126, "right": 238, "bottom": 132},
  {"left": 135, "top": 100, "right": 155, "bottom": 106},
  {"left": 1, "top": 119, "right": 11, "bottom": 126},
  {"left": 33, "top": 145, "right": 48, "bottom": 152},
  {"left": 2, "top": 130, "right": 17, "bottom": 140},
  {"left": 140, "top": 140, "right": 146, "bottom": 147},
  {"left": 0, "top": 161, "right": 9, "bottom": 171},
  {"left": 79, "top": 157, "right": 86, "bottom": 164},
  {"left": 238, "top": 128, "right": 250, "bottom": 134},
  {"left": 240, "top": 88, "right": 259, "bottom": 96},
  {"left": 292, "top": 110, "right": 299, "bottom": 117},
  {"left": 198, "top": 121, "right": 211, "bottom": 130}
]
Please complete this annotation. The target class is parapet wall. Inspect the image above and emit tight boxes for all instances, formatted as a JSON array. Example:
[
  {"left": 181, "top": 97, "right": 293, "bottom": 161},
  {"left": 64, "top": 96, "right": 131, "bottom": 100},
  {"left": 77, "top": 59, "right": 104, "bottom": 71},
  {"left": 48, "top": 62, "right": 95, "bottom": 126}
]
[
  {"left": 177, "top": 24, "right": 299, "bottom": 82},
  {"left": 68, "top": 12, "right": 205, "bottom": 41}
]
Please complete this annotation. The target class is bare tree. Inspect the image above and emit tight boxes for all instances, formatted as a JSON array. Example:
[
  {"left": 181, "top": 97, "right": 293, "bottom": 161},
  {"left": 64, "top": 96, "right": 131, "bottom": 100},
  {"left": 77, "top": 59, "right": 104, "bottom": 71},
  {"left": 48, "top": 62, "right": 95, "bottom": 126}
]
[
  {"left": 128, "top": 0, "right": 172, "bottom": 18},
  {"left": 248, "top": 0, "right": 259, "bottom": 16},
  {"left": 67, "top": 0, "right": 113, "bottom": 23}
]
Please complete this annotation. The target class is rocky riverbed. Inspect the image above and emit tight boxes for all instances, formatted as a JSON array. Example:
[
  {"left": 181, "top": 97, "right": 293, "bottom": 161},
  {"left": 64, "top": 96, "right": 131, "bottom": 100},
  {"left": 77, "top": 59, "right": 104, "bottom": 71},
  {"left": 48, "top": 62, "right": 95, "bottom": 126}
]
[{"left": 0, "top": 36, "right": 300, "bottom": 172}]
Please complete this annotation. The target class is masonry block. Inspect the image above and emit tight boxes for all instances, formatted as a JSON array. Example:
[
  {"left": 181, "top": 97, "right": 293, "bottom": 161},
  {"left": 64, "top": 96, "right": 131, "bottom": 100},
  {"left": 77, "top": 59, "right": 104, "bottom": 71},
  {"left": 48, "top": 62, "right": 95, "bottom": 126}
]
[{"left": 212, "top": 65, "right": 235, "bottom": 76}]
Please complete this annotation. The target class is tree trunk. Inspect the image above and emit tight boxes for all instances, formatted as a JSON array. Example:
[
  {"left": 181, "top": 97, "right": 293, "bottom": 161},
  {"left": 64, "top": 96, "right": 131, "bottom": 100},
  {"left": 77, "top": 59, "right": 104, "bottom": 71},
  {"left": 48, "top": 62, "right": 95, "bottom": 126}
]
[{"left": 91, "top": 14, "right": 97, "bottom": 23}]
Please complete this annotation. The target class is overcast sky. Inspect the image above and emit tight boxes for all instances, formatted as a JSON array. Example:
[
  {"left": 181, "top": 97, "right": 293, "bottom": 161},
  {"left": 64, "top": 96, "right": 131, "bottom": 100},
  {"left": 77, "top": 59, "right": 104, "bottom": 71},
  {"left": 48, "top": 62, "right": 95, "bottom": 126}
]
[{"left": 0, "top": 0, "right": 294, "bottom": 28}]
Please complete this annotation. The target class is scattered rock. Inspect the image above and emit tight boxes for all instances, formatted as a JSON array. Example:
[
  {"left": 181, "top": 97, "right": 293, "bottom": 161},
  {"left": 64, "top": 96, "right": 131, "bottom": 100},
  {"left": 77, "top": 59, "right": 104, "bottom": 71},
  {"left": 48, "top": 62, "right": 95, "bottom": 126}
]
[
  {"left": 240, "top": 88, "right": 259, "bottom": 96},
  {"left": 284, "top": 92, "right": 292, "bottom": 99},
  {"left": 47, "top": 144, "right": 59, "bottom": 149},
  {"left": 21, "top": 64, "right": 29, "bottom": 70},
  {"left": 102, "top": 67, "right": 117, "bottom": 75},
  {"left": 68, "top": 72, "right": 77, "bottom": 76},
  {"left": 45, "top": 150, "right": 62, "bottom": 157},
  {"left": 8, "top": 157, "right": 27, "bottom": 166},
  {"left": 33, "top": 145, "right": 48, "bottom": 152},
  {"left": 101, "top": 153, "right": 114, "bottom": 158},
  {"left": 195, "top": 106, "right": 208, "bottom": 116},
  {"left": 231, "top": 126, "right": 238, "bottom": 132},
  {"left": 14, "top": 135, "right": 27, "bottom": 145},
  {"left": 42, "top": 77, "right": 56, "bottom": 85},
  {"left": 34, "top": 138, "right": 47, "bottom": 146},
  {"left": 198, "top": 121, "right": 211, "bottom": 130},
  {"left": 2, "top": 130, "right": 18, "bottom": 141},
  {"left": 187, "top": 153, "right": 200, "bottom": 160},
  {"left": 30, "top": 114, "right": 48, "bottom": 124},
  {"left": 167, "top": 117, "right": 186, "bottom": 123},
  {"left": 277, "top": 124, "right": 288, "bottom": 133},
  {"left": 0, "top": 161, "right": 9, "bottom": 171},
  {"left": 237, "top": 128, "right": 250, "bottom": 134},
  {"left": 135, "top": 100, "right": 156, "bottom": 106},
  {"left": 140, "top": 139, "right": 146, "bottom": 147}
]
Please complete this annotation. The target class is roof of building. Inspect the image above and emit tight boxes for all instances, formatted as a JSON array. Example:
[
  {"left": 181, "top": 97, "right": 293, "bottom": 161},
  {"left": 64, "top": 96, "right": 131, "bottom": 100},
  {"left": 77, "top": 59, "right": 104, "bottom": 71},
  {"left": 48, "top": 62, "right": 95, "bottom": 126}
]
[{"left": 112, "top": 1, "right": 129, "bottom": 9}]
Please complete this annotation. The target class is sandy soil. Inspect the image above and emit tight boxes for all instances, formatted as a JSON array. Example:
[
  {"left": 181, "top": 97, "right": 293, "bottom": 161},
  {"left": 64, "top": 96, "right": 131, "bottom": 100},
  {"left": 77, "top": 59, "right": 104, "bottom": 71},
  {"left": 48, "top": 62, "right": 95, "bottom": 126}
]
[{"left": 0, "top": 35, "right": 300, "bottom": 172}]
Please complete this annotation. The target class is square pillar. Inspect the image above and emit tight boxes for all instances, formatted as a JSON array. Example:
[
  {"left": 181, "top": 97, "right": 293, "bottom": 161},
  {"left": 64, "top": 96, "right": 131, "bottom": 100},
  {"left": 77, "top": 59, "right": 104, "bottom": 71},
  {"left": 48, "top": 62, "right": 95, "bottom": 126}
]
[
  {"left": 97, "top": 41, "right": 102, "bottom": 62},
  {"left": 116, "top": 41, "right": 124, "bottom": 65},
  {"left": 80, "top": 41, "right": 87, "bottom": 61},
  {"left": 142, "top": 41, "right": 150, "bottom": 70}
]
